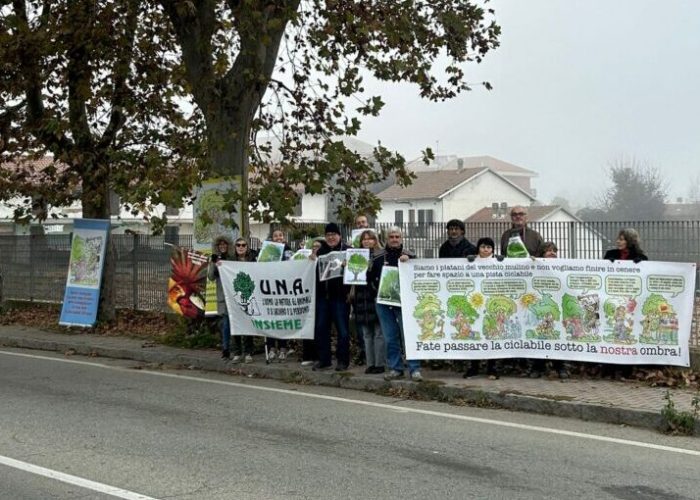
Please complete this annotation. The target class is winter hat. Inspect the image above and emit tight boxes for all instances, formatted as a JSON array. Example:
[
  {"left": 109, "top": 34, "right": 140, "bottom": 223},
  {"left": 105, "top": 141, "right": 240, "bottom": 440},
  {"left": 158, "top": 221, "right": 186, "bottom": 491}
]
[
  {"left": 324, "top": 222, "right": 341, "bottom": 235},
  {"left": 477, "top": 237, "right": 495, "bottom": 249},
  {"left": 446, "top": 219, "right": 465, "bottom": 232}
]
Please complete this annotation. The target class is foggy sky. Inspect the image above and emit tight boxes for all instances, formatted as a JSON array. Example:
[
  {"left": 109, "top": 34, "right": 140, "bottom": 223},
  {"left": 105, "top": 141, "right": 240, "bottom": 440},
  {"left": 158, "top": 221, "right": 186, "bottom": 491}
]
[{"left": 356, "top": 0, "right": 700, "bottom": 208}]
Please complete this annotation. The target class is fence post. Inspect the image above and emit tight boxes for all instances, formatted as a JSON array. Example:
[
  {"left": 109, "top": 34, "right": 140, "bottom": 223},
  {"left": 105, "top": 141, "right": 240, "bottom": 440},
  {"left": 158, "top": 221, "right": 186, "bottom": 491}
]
[
  {"left": 132, "top": 234, "right": 139, "bottom": 310},
  {"left": 29, "top": 234, "right": 35, "bottom": 301},
  {"left": 568, "top": 221, "right": 577, "bottom": 258}
]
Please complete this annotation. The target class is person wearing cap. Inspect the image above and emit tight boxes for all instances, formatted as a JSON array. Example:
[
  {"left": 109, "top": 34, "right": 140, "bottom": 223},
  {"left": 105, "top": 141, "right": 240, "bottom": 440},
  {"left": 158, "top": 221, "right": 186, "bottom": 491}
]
[
  {"left": 207, "top": 235, "right": 234, "bottom": 360},
  {"left": 439, "top": 219, "right": 476, "bottom": 258},
  {"left": 500, "top": 206, "right": 543, "bottom": 257},
  {"left": 312, "top": 222, "right": 352, "bottom": 371}
]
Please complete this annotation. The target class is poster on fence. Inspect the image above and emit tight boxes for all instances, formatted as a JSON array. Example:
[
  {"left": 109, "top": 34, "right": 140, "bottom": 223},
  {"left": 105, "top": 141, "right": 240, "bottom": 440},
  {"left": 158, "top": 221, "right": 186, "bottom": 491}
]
[
  {"left": 218, "top": 259, "right": 316, "bottom": 339},
  {"left": 167, "top": 246, "right": 208, "bottom": 318},
  {"left": 59, "top": 219, "right": 110, "bottom": 327},
  {"left": 399, "top": 258, "right": 696, "bottom": 366}
]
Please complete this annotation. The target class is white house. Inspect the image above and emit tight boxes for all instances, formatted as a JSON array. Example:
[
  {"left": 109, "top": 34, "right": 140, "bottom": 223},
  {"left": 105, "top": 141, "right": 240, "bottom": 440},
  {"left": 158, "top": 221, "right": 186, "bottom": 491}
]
[{"left": 376, "top": 166, "right": 537, "bottom": 224}]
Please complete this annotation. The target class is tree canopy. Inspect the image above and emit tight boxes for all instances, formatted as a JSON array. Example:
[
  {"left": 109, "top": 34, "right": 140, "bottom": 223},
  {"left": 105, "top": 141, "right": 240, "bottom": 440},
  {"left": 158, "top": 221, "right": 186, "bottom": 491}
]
[{"left": 578, "top": 158, "right": 667, "bottom": 221}]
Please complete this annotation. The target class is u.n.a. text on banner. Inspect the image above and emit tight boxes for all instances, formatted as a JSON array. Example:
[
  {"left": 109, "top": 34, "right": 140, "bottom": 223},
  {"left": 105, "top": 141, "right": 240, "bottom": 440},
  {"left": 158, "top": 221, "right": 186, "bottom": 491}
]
[
  {"left": 399, "top": 258, "right": 696, "bottom": 366},
  {"left": 218, "top": 259, "right": 316, "bottom": 339}
]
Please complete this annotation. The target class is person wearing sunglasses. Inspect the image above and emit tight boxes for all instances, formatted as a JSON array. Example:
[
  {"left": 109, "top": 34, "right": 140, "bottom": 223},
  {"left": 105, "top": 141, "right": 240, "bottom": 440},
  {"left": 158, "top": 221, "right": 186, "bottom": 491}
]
[
  {"left": 499, "top": 206, "right": 544, "bottom": 257},
  {"left": 228, "top": 238, "right": 258, "bottom": 363}
]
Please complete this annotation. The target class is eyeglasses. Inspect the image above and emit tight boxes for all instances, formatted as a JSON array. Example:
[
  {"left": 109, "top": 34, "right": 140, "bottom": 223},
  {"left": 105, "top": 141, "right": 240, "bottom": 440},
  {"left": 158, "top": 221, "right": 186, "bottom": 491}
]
[
  {"left": 235, "top": 243, "right": 247, "bottom": 247},
  {"left": 511, "top": 212, "right": 526, "bottom": 217}
]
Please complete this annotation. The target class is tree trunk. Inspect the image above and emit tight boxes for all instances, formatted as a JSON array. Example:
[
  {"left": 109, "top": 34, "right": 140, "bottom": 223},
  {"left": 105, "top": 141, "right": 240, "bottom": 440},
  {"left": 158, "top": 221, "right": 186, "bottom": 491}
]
[{"left": 80, "top": 163, "right": 116, "bottom": 323}]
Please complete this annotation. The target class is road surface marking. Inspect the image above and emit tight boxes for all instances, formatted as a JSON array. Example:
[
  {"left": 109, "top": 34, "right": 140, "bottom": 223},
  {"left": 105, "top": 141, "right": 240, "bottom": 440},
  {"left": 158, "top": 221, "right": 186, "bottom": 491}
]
[
  {"left": 2, "top": 349, "right": 700, "bottom": 458},
  {"left": 0, "top": 454, "right": 158, "bottom": 500}
]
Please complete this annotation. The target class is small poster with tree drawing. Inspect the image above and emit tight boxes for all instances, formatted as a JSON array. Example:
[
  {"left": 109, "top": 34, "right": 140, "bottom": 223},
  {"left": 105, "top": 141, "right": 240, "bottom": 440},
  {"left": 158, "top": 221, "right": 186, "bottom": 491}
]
[
  {"left": 317, "top": 251, "right": 345, "bottom": 281},
  {"left": 257, "top": 241, "right": 285, "bottom": 262},
  {"left": 343, "top": 249, "right": 370, "bottom": 285},
  {"left": 377, "top": 266, "right": 401, "bottom": 306}
]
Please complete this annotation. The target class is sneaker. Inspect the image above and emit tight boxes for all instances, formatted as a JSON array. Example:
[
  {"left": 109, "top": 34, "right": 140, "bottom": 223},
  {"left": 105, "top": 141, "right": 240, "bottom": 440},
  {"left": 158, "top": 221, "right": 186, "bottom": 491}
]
[
  {"left": 267, "top": 348, "right": 277, "bottom": 361},
  {"left": 221, "top": 349, "right": 231, "bottom": 360},
  {"left": 231, "top": 355, "right": 242, "bottom": 363},
  {"left": 300, "top": 360, "right": 314, "bottom": 367},
  {"left": 335, "top": 363, "right": 349, "bottom": 372},
  {"left": 286, "top": 348, "right": 296, "bottom": 357},
  {"left": 384, "top": 370, "right": 404, "bottom": 381},
  {"left": 278, "top": 350, "right": 287, "bottom": 362},
  {"left": 312, "top": 362, "right": 332, "bottom": 371},
  {"left": 244, "top": 354, "right": 253, "bottom": 364},
  {"left": 411, "top": 371, "right": 423, "bottom": 382}
]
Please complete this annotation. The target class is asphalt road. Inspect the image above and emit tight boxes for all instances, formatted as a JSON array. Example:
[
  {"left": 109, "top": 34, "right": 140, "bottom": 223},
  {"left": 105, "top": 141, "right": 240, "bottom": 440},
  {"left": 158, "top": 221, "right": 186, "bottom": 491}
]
[{"left": 1, "top": 347, "right": 699, "bottom": 500}]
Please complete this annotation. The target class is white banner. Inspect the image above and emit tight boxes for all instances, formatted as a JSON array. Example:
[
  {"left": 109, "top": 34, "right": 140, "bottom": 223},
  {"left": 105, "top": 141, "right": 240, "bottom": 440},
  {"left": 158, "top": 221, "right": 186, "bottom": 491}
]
[
  {"left": 219, "top": 260, "right": 316, "bottom": 339},
  {"left": 399, "top": 258, "right": 696, "bottom": 366}
]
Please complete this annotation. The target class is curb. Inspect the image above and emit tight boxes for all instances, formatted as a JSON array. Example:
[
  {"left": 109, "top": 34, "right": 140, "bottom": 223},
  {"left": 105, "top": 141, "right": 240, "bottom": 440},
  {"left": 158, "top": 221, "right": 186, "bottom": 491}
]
[{"left": 1, "top": 334, "right": 694, "bottom": 435}]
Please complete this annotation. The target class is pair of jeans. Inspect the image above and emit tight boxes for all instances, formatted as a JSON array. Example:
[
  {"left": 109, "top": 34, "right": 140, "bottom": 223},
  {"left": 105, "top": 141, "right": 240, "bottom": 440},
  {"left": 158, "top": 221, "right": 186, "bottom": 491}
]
[
  {"left": 220, "top": 314, "right": 231, "bottom": 352},
  {"left": 375, "top": 304, "right": 419, "bottom": 374},
  {"left": 315, "top": 296, "right": 350, "bottom": 367},
  {"left": 357, "top": 321, "right": 385, "bottom": 368}
]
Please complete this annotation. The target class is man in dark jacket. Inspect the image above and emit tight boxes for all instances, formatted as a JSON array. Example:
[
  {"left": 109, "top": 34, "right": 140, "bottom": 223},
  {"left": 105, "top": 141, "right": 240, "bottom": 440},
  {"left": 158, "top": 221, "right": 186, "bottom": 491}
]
[
  {"left": 370, "top": 227, "right": 423, "bottom": 381},
  {"left": 439, "top": 219, "right": 476, "bottom": 258},
  {"left": 313, "top": 223, "right": 352, "bottom": 371}
]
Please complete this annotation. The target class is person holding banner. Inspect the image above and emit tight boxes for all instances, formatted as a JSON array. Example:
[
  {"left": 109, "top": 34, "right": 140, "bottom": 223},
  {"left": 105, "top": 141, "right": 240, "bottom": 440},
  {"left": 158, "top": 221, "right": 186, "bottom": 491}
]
[
  {"left": 228, "top": 237, "right": 258, "bottom": 363},
  {"left": 601, "top": 229, "right": 648, "bottom": 380},
  {"left": 604, "top": 228, "right": 648, "bottom": 263},
  {"left": 208, "top": 235, "right": 235, "bottom": 360},
  {"left": 351, "top": 229, "right": 386, "bottom": 374},
  {"left": 464, "top": 237, "right": 502, "bottom": 379},
  {"left": 527, "top": 241, "right": 570, "bottom": 380},
  {"left": 370, "top": 227, "right": 422, "bottom": 381},
  {"left": 500, "top": 206, "right": 543, "bottom": 257},
  {"left": 266, "top": 229, "right": 295, "bottom": 361},
  {"left": 313, "top": 223, "right": 352, "bottom": 371},
  {"left": 439, "top": 219, "right": 476, "bottom": 258}
]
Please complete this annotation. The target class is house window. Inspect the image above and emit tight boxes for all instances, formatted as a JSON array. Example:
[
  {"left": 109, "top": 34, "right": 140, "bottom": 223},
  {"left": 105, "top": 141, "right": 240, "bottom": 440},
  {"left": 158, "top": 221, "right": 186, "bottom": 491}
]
[
  {"left": 408, "top": 209, "right": 416, "bottom": 224},
  {"left": 418, "top": 209, "right": 434, "bottom": 224},
  {"left": 394, "top": 210, "right": 403, "bottom": 225}
]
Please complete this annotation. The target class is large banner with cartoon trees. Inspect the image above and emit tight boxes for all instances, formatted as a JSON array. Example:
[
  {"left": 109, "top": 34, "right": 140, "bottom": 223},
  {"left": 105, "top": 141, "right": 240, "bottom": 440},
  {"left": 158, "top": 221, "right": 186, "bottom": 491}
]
[
  {"left": 218, "top": 259, "right": 316, "bottom": 339},
  {"left": 399, "top": 258, "right": 696, "bottom": 366}
]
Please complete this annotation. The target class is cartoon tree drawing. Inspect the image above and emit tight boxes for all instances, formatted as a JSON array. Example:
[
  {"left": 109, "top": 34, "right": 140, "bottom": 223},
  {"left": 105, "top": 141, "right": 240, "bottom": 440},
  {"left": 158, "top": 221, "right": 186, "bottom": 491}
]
[
  {"left": 258, "top": 243, "right": 283, "bottom": 262},
  {"left": 562, "top": 293, "right": 584, "bottom": 339},
  {"left": 378, "top": 268, "right": 401, "bottom": 303},
  {"left": 641, "top": 293, "right": 678, "bottom": 344},
  {"left": 233, "top": 272, "right": 256, "bottom": 315},
  {"left": 447, "top": 295, "right": 479, "bottom": 340},
  {"left": 347, "top": 253, "right": 369, "bottom": 281},
  {"left": 483, "top": 296, "right": 517, "bottom": 340},
  {"left": 414, "top": 293, "right": 445, "bottom": 341},
  {"left": 526, "top": 293, "right": 561, "bottom": 340}
]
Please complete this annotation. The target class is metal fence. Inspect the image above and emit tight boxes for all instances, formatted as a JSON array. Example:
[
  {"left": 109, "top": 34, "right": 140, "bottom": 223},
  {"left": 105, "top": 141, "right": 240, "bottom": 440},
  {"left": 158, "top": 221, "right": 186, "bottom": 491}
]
[{"left": 0, "top": 220, "right": 698, "bottom": 346}]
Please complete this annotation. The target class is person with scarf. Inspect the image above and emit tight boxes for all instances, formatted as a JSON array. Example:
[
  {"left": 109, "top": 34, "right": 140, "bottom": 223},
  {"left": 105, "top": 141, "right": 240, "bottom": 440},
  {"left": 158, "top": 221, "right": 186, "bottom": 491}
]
[{"left": 439, "top": 219, "right": 476, "bottom": 258}]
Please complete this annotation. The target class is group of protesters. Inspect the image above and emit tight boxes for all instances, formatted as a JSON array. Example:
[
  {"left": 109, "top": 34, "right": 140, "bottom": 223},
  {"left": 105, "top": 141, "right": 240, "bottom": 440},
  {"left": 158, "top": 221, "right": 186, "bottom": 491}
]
[{"left": 208, "top": 205, "right": 649, "bottom": 382}]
